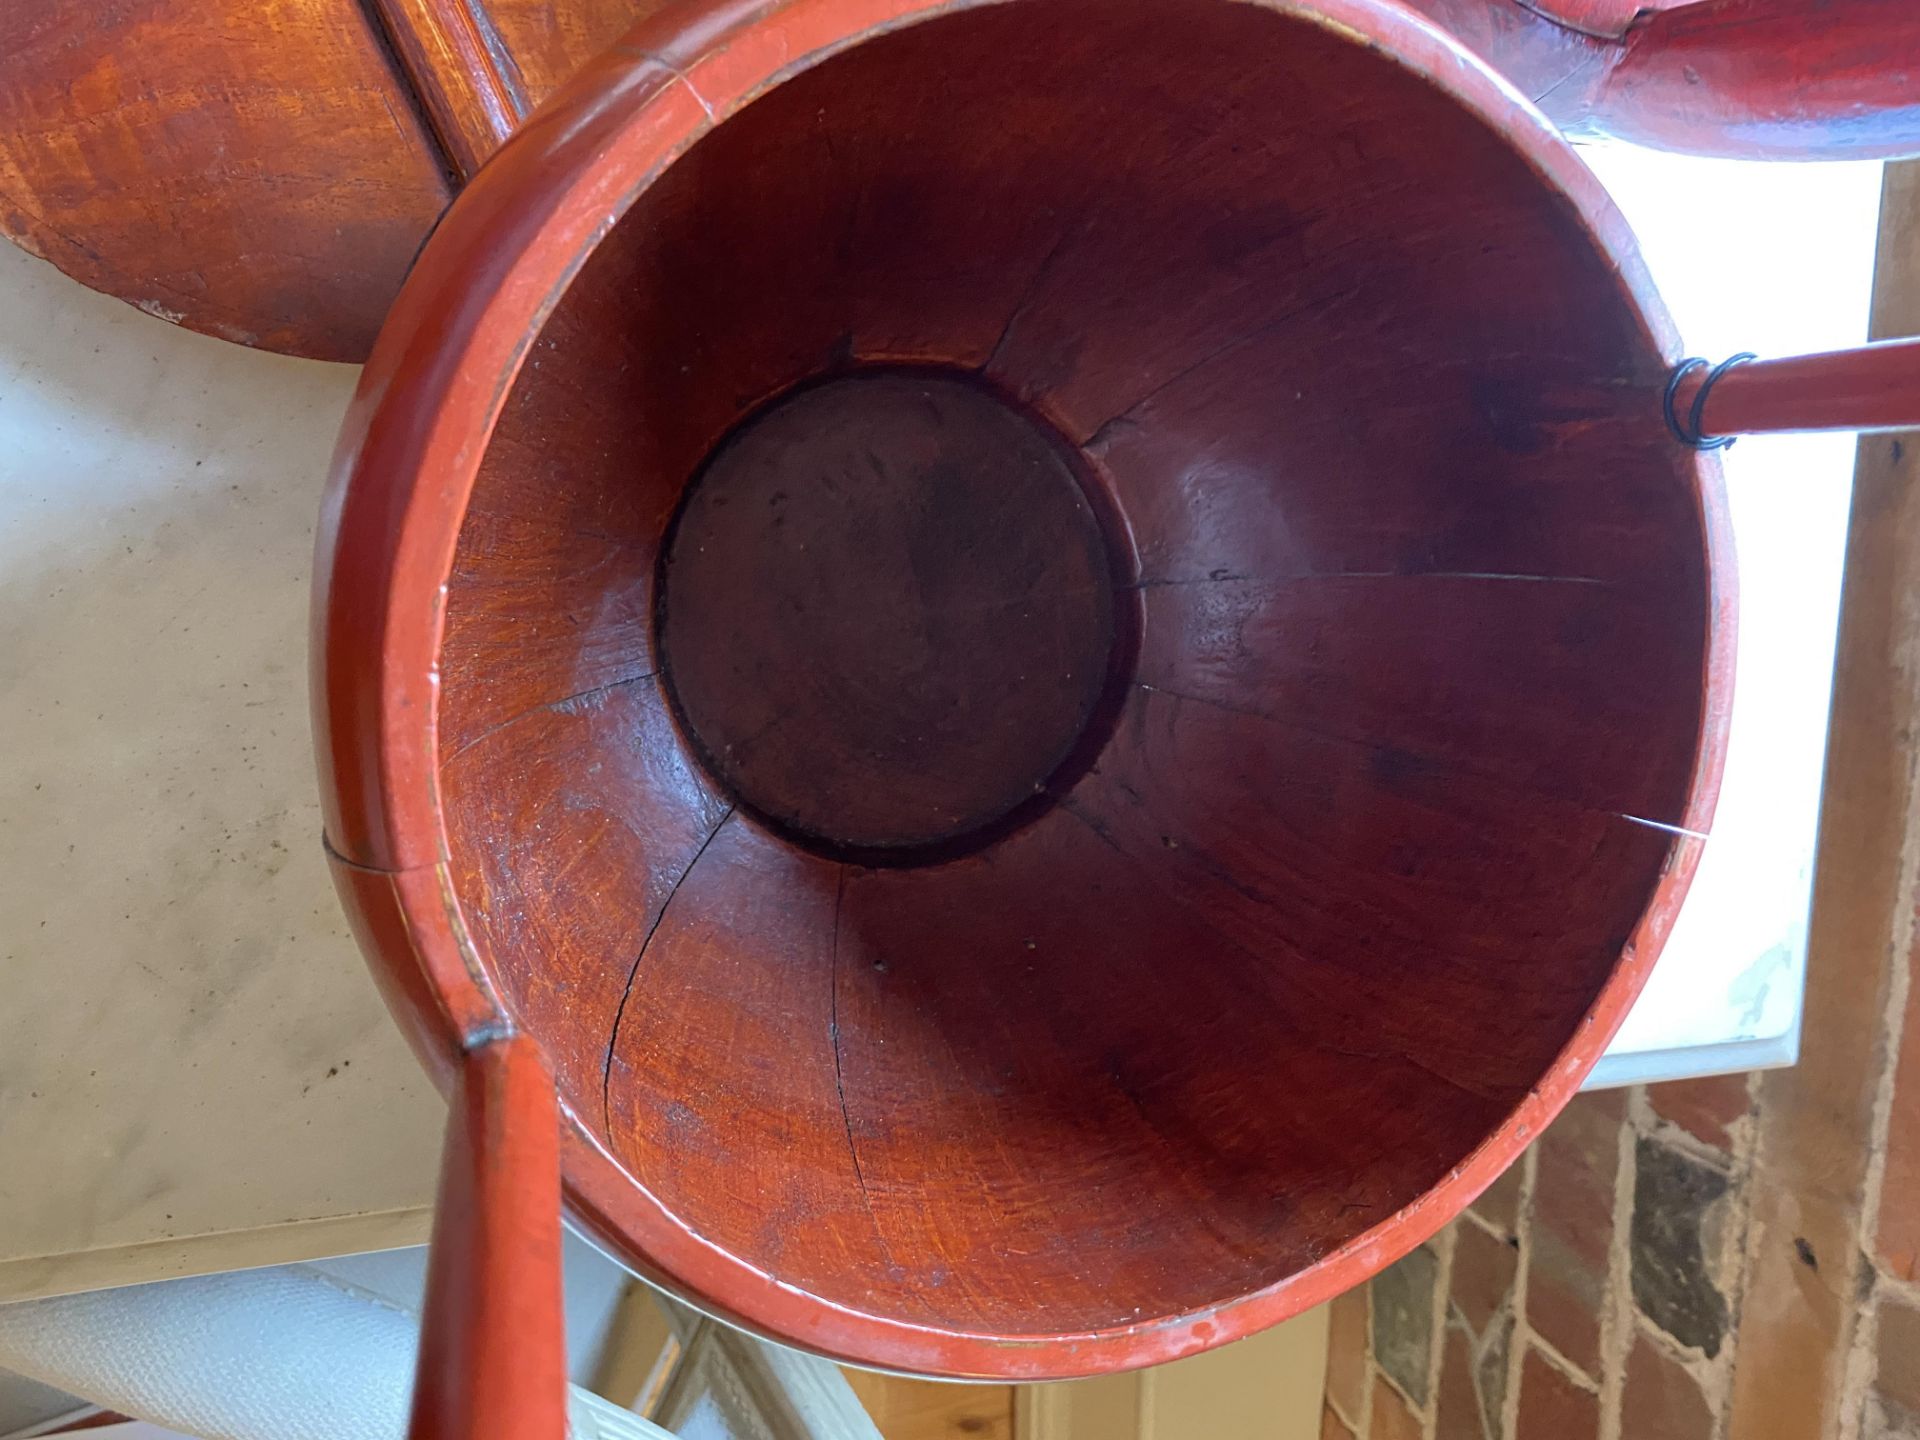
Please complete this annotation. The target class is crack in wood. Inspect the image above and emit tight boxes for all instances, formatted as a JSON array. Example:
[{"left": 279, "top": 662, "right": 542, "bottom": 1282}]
[{"left": 600, "top": 805, "right": 735, "bottom": 1136}]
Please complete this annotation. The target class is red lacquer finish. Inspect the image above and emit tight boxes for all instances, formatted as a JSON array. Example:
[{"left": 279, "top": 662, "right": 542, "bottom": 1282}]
[
  {"left": 4, "top": 0, "right": 1916, "bottom": 362},
  {"left": 315, "top": 0, "right": 1735, "bottom": 1391},
  {"left": 0, "top": 0, "right": 648, "bottom": 361},
  {"left": 1673, "top": 338, "right": 1920, "bottom": 440},
  {"left": 1405, "top": 0, "right": 1920, "bottom": 159},
  {"left": 1596, "top": 0, "right": 1920, "bottom": 159},
  {"left": 411, "top": 1034, "right": 567, "bottom": 1440}
]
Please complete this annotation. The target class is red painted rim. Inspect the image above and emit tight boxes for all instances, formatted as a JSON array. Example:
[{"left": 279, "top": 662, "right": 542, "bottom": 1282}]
[{"left": 314, "top": 0, "right": 1735, "bottom": 1378}]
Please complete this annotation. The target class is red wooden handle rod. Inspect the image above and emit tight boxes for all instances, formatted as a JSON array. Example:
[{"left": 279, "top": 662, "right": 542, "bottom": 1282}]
[
  {"left": 1598, "top": 0, "right": 1920, "bottom": 162},
  {"left": 1672, "top": 336, "right": 1920, "bottom": 440},
  {"left": 410, "top": 1033, "right": 568, "bottom": 1440}
]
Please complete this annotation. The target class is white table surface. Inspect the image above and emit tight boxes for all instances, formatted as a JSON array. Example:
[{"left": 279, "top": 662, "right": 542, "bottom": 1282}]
[
  {"left": 0, "top": 148, "right": 1882, "bottom": 1299},
  {"left": 0, "top": 243, "right": 442, "bottom": 1303}
]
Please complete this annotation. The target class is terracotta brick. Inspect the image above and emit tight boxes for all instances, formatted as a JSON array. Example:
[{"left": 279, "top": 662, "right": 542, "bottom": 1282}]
[
  {"left": 1537, "top": 1096, "right": 1626, "bottom": 1256},
  {"left": 1515, "top": 1347, "right": 1600, "bottom": 1440},
  {"left": 1728, "top": 929, "right": 1890, "bottom": 1440},
  {"left": 1472, "top": 1160, "right": 1525, "bottom": 1235},
  {"left": 1576, "top": 1085, "right": 1630, "bottom": 1122},
  {"left": 1321, "top": 1401, "right": 1356, "bottom": 1440},
  {"left": 1648, "top": 1072, "right": 1752, "bottom": 1154},
  {"left": 1373, "top": 1374, "right": 1423, "bottom": 1440},
  {"left": 1530, "top": 1248, "right": 1603, "bottom": 1374},
  {"left": 1325, "top": 1285, "right": 1369, "bottom": 1424},
  {"left": 1373, "top": 1246, "right": 1439, "bottom": 1407},
  {"left": 1435, "top": 1325, "right": 1485, "bottom": 1440},
  {"left": 1623, "top": 1332, "right": 1715, "bottom": 1440},
  {"left": 1728, "top": 1189, "right": 1861, "bottom": 1440},
  {"left": 1452, "top": 1219, "right": 1518, "bottom": 1336},
  {"left": 1528, "top": 1094, "right": 1623, "bottom": 1376},
  {"left": 1878, "top": 1296, "right": 1920, "bottom": 1416}
]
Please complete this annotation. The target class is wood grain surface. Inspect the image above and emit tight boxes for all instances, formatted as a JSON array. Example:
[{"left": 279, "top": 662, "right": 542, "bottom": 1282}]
[
  {"left": 842, "top": 1370, "right": 1014, "bottom": 1440},
  {"left": 657, "top": 370, "right": 1124, "bottom": 860},
  {"left": 0, "top": 0, "right": 642, "bottom": 361},
  {"left": 363, "top": 0, "right": 530, "bottom": 181},
  {"left": 315, "top": 0, "right": 1733, "bottom": 1379},
  {"left": 0, "top": 0, "right": 453, "bottom": 360},
  {"left": 4, "top": 0, "right": 1919, "bottom": 363}
]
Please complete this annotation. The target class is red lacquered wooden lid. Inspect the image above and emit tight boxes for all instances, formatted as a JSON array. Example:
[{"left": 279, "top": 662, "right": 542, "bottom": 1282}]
[{"left": 315, "top": 0, "right": 1734, "bottom": 1378}]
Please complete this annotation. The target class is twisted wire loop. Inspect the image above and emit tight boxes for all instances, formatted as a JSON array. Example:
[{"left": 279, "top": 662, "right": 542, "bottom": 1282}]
[{"left": 1664, "top": 353, "right": 1756, "bottom": 450}]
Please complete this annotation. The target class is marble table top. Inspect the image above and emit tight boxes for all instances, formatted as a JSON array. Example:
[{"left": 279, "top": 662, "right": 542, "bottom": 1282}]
[
  {"left": 0, "top": 148, "right": 1882, "bottom": 1302},
  {"left": 0, "top": 243, "right": 442, "bottom": 1302}
]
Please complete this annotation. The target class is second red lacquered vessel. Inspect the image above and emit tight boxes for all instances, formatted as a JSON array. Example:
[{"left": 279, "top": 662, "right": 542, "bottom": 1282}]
[{"left": 315, "top": 0, "right": 1736, "bottom": 1424}]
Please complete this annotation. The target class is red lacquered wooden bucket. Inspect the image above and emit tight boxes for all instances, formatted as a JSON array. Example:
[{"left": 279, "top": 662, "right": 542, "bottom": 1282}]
[{"left": 310, "top": 0, "right": 1899, "bottom": 1429}]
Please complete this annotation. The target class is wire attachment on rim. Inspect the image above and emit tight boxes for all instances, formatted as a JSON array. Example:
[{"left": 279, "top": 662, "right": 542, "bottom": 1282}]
[{"left": 1665, "top": 353, "right": 1756, "bottom": 450}]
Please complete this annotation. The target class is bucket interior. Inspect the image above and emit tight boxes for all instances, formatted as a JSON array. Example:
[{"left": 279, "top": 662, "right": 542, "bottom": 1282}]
[{"left": 432, "top": 0, "right": 1710, "bottom": 1340}]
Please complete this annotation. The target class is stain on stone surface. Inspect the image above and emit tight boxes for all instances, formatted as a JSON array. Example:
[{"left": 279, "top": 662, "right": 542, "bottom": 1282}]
[
  {"left": 1475, "top": 1313, "right": 1514, "bottom": 1437},
  {"left": 1866, "top": 1395, "right": 1920, "bottom": 1440},
  {"left": 1372, "top": 1244, "right": 1439, "bottom": 1406},
  {"left": 1631, "top": 1136, "right": 1731, "bottom": 1357}
]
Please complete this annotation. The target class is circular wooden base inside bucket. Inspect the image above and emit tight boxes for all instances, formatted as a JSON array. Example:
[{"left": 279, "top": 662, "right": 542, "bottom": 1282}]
[{"left": 658, "top": 369, "right": 1127, "bottom": 863}]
